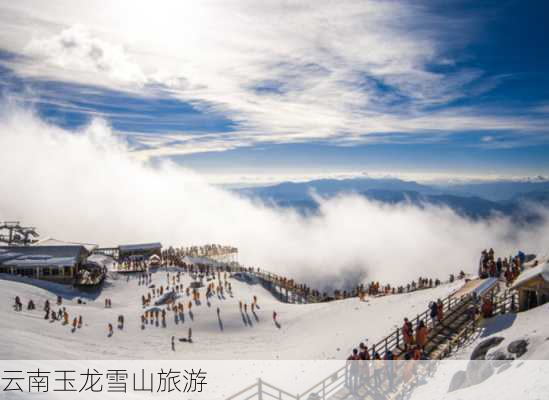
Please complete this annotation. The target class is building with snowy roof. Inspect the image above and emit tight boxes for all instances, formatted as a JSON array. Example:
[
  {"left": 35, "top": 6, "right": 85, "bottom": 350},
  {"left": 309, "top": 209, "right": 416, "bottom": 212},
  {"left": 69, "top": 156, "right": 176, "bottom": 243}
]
[
  {"left": 33, "top": 237, "right": 98, "bottom": 252},
  {"left": 118, "top": 242, "right": 162, "bottom": 260},
  {"left": 0, "top": 245, "right": 98, "bottom": 284},
  {"left": 511, "top": 261, "right": 549, "bottom": 311}
]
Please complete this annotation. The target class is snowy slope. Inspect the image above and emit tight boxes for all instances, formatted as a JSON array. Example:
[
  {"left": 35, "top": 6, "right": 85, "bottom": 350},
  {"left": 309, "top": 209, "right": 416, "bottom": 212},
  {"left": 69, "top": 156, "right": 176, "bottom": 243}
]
[
  {"left": 0, "top": 270, "right": 461, "bottom": 360},
  {"left": 408, "top": 294, "right": 549, "bottom": 400},
  {"left": 454, "top": 302, "right": 549, "bottom": 360}
]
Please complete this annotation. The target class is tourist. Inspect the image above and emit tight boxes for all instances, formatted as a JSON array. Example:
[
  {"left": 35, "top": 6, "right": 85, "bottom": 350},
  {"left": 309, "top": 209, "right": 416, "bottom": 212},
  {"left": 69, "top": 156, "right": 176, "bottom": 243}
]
[
  {"left": 429, "top": 301, "right": 438, "bottom": 327},
  {"left": 415, "top": 320, "right": 428, "bottom": 351},
  {"left": 346, "top": 348, "right": 360, "bottom": 392},
  {"left": 402, "top": 318, "right": 412, "bottom": 350}
]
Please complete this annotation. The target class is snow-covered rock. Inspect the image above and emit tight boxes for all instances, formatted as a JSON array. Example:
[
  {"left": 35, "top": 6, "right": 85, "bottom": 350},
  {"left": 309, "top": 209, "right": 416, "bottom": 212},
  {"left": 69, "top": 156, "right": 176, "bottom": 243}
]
[
  {"left": 470, "top": 337, "right": 504, "bottom": 360},
  {"left": 507, "top": 339, "right": 528, "bottom": 357}
]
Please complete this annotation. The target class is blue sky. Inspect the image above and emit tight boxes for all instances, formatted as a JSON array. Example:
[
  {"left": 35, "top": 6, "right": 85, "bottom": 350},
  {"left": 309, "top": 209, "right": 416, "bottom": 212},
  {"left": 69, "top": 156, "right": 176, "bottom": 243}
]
[{"left": 0, "top": 0, "right": 548, "bottom": 183}]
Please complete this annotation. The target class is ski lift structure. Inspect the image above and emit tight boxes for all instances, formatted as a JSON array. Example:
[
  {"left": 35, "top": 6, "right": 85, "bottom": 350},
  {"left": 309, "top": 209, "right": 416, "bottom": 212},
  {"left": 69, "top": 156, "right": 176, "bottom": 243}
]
[{"left": 0, "top": 221, "right": 39, "bottom": 246}]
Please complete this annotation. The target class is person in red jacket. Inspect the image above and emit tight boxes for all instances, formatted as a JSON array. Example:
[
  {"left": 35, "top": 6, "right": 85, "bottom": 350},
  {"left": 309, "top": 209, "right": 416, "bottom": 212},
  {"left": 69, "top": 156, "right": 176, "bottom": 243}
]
[
  {"left": 481, "top": 297, "right": 493, "bottom": 318},
  {"left": 346, "top": 348, "right": 360, "bottom": 392},
  {"left": 412, "top": 346, "right": 422, "bottom": 360},
  {"left": 358, "top": 342, "right": 370, "bottom": 385},
  {"left": 415, "top": 320, "right": 428, "bottom": 350},
  {"left": 437, "top": 299, "right": 444, "bottom": 324}
]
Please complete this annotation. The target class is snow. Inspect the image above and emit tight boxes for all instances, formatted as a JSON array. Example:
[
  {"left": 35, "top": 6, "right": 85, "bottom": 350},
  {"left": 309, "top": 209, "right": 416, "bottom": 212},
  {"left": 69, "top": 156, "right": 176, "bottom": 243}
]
[
  {"left": 471, "top": 277, "right": 498, "bottom": 297},
  {"left": 2, "top": 267, "right": 549, "bottom": 399},
  {"left": 408, "top": 359, "right": 549, "bottom": 400},
  {"left": 181, "top": 255, "right": 228, "bottom": 266},
  {"left": 87, "top": 253, "right": 116, "bottom": 269},
  {"left": 454, "top": 302, "right": 549, "bottom": 360},
  {"left": 407, "top": 294, "right": 549, "bottom": 399},
  {"left": 511, "top": 260, "right": 549, "bottom": 290},
  {"left": 0, "top": 269, "right": 462, "bottom": 360}
]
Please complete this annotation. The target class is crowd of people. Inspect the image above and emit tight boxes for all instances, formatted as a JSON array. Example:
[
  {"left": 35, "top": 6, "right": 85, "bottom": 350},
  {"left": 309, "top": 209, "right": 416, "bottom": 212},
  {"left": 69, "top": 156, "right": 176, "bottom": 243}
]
[
  {"left": 344, "top": 295, "right": 450, "bottom": 395},
  {"left": 131, "top": 265, "right": 273, "bottom": 350},
  {"left": 347, "top": 297, "right": 443, "bottom": 366},
  {"left": 9, "top": 241, "right": 530, "bottom": 375},
  {"left": 115, "top": 259, "right": 149, "bottom": 272},
  {"left": 230, "top": 266, "right": 464, "bottom": 305},
  {"left": 355, "top": 277, "right": 447, "bottom": 300},
  {"left": 125, "top": 248, "right": 467, "bottom": 308},
  {"left": 479, "top": 248, "right": 525, "bottom": 285},
  {"left": 74, "top": 265, "right": 106, "bottom": 285},
  {"left": 13, "top": 294, "right": 85, "bottom": 333},
  {"left": 162, "top": 244, "right": 238, "bottom": 263},
  {"left": 345, "top": 247, "right": 527, "bottom": 379},
  {"left": 476, "top": 248, "right": 530, "bottom": 317}
]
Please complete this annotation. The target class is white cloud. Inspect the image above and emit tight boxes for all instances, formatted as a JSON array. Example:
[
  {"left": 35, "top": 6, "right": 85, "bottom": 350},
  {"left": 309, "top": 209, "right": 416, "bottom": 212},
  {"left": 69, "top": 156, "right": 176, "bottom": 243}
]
[
  {"left": 0, "top": 0, "right": 547, "bottom": 157},
  {"left": 23, "top": 24, "right": 147, "bottom": 88},
  {"left": 128, "top": 133, "right": 251, "bottom": 158},
  {"left": 1, "top": 104, "right": 549, "bottom": 289}
]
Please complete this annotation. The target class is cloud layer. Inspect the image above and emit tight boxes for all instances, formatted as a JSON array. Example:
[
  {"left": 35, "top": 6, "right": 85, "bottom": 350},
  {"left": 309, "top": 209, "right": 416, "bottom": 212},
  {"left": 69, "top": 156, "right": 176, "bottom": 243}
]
[
  {"left": 1, "top": 104, "right": 548, "bottom": 290},
  {"left": 1, "top": 0, "right": 548, "bottom": 157}
]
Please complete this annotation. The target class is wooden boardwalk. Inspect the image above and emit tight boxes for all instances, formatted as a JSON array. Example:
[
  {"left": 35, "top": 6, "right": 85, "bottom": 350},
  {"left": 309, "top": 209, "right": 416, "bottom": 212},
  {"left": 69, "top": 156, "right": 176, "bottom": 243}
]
[{"left": 226, "top": 279, "right": 517, "bottom": 400}]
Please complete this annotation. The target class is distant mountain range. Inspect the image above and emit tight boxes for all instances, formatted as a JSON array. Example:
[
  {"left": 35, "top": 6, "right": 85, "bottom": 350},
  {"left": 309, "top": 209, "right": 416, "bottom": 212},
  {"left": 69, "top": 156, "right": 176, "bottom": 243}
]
[
  {"left": 435, "top": 180, "right": 549, "bottom": 202},
  {"left": 236, "top": 177, "right": 549, "bottom": 221}
]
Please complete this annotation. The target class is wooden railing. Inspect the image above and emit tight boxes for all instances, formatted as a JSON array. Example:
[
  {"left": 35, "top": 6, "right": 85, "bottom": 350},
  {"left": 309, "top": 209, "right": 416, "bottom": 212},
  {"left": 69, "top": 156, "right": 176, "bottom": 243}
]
[
  {"left": 226, "top": 364, "right": 350, "bottom": 400},
  {"left": 225, "top": 286, "right": 521, "bottom": 400},
  {"left": 297, "top": 365, "right": 348, "bottom": 400},
  {"left": 225, "top": 293, "right": 474, "bottom": 400},
  {"left": 226, "top": 378, "right": 303, "bottom": 400},
  {"left": 367, "top": 290, "right": 467, "bottom": 359},
  {"left": 493, "top": 289, "right": 518, "bottom": 315},
  {"left": 435, "top": 288, "right": 518, "bottom": 359},
  {"left": 225, "top": 265, "right": 448, "bottom": 306}
]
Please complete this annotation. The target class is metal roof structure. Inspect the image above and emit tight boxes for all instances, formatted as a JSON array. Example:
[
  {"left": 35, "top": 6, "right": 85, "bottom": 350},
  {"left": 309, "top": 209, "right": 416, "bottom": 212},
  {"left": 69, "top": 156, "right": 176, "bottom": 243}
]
[
  {"left": 0, "top": 245, "right": 88, "bottom": 268},
  {"left": 33, "top": 237, "right": 98, "bottom": 252},
  {"left": 118, "top": 243, "right": 162, "bottom": 253},
  {"left": 472, "top": 277, "right": 499, "bottom": 297}
]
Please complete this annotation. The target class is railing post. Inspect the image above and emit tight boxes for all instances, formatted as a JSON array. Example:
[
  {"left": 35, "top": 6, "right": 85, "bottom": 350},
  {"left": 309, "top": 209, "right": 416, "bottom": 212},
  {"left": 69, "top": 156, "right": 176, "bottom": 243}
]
[
  {"left": 396, "top": 328, "right": 400, "bottom": 348},
  {"left": 258, "top": 378, "right": 263, "bottom": 400},
  {"left": 322, "top": 380, "right": 326, "bottom": 400}
]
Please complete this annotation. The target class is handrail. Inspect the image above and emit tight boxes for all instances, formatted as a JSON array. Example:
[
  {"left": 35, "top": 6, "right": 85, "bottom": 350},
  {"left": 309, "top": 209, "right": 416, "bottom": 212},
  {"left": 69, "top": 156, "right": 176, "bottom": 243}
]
[
  {"left": 297, "top": 364, "right": 347, "bottom": 399},
  {"left": 368, "top": 291, "right": 466, "bottom": 359},
  {"left": 225, "top": 292, "right": 473, "bottom": 400},
  {"left": 226, "top": 382, "right": 260, "bottom": 400},
  {"left": 261, "top": 380, "right": 299, "bottom": 398},
  {"left": 437, "top": 316, "right": 477, "bottom": 359},
  {"left": 177, "top": 257, "right": 459, "bottom": 306},
  {"left": 226, "top": 284, "right": 520, "bottom": 400}
]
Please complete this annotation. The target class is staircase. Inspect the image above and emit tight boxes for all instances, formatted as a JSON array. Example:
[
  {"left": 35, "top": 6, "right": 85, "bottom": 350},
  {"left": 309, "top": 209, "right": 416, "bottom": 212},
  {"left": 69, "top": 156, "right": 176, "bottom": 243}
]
[
  {"left": 364, "top": 290, "right": 471, "bottom": 360},
  {"left": 226, "top": 280, "right": 518, "bottom": 400},
  {"left": 425, "top": 296, "right": 476, "bottom": 359}
]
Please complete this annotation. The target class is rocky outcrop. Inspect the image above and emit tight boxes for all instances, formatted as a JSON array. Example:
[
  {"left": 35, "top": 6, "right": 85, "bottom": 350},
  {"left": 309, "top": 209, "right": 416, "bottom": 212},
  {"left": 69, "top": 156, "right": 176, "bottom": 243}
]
[
  {"left": 507, "top": 339, "right": 528, "bottom": 357},
  {"left": 449, "top": 336, "right": 526, "bottom": 392},
  {"left": 470, "top": 337, "right": 505, "bottom": 360}
]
